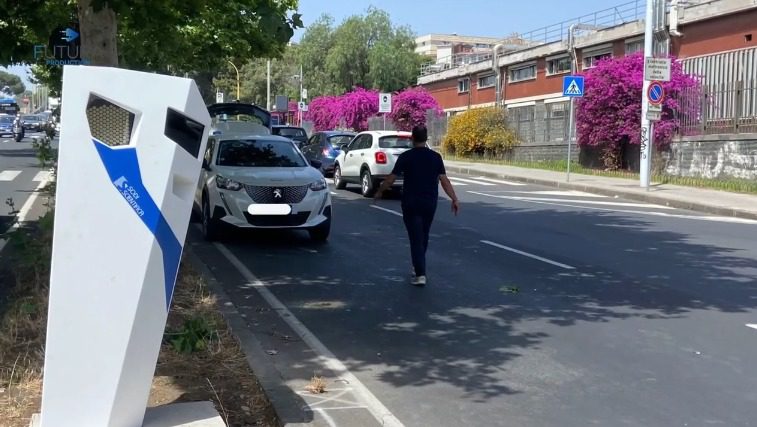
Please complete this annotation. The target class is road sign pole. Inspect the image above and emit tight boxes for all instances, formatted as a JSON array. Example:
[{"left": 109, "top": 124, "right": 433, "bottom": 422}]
[
  {"left": 640, "top": 0, "right": 656, "bottom": 189},
  {"left": 567, "top": 97, "right": 575, "bottom": 182}
]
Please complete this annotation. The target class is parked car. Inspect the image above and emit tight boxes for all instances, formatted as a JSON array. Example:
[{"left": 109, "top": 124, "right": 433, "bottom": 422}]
[
  {"left": 195, "top": 133, "right": 332, "bottom": 242},
  {"left": 22, "top": 114, "right": 44, "bottom": 131},
  {"left": 333, "top": 130, "right": 412, "bottom": 197},
  {"left": 300, "top": 131, "right": 356, "bottom": 176},
  {"left": 271, "top": 125, "right": 308, "bottom": 148}
]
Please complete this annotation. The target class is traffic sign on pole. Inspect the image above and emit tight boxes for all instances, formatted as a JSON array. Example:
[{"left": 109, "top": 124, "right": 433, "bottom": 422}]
[
  {"left": 216, "top": 92, "right": 224, "bottom": 103},
  {"left": 644, "top": 57, "right": 671, "bottom": 82},
  {"left": 379, "top": 93, "right": 392, "bottom": 113},
  {"left": 647, "top": 81, "right": 664, "bottom": 105},
  {"left": 562, "top": 76, "right": 584, "bottom": 97}
]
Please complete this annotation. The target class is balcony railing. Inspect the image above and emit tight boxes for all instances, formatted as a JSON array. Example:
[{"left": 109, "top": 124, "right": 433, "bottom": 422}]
[{"left": 419, "top": 0, "right": 702, "bottom": 77}]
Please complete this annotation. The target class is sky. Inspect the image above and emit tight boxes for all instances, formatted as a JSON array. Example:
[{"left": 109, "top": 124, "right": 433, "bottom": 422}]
[{"left": 293, "top": 0, "right": 618, "bottom": 41}]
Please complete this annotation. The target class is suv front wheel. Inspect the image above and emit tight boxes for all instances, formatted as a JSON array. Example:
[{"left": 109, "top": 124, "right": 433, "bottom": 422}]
[
  {"left": 334, "top": 165, "right": 347, "bottom": 190},
  {"left": 360, "top": 169, "right": 375, "bottom": 198},
  {"left": 201, "top": 195, "right": 222, "bottom": 241}
]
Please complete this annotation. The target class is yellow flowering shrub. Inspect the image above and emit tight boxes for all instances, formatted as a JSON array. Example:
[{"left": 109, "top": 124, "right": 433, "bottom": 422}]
[{"left": 442, "top": 107, "right": 518, "bottom": 157}]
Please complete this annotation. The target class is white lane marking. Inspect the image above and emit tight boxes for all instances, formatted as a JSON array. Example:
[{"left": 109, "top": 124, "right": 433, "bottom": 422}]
[
  {"left": 330, "top": 191, "right": 338, "bottom": 195},
  {"left": 481, "top": 240, "right": 576, "bottom": 270},
  {"left": 747, "top": 324, "right": 757, "bottom": 331},
  {"left": 371, "top": 204, "right": 403, "bottom": 217},
  {"left": 214, "top": 244, "right": 405, "bottom": 427},
  {"left": 469, "top": 191, "right": 675, "bottom": 209},
  {"left": 315, "top": 408, "right": 338, "bottom": 427},
  {"left": 0, "top": 178, "right": 50, "bottom": 254},
  {"left": 472, "top": 176, "right": 526, "bottom": 186},
  {"left": 0, "top": 170, "right": 22, "bottom": 181},
  {"left": 469, "top": 191, "right": 757, "bottom": 225},
  {"left": 496, "top": 190, "right": 607, "bottom": 198},
  {"left": 449, "top": 181, "right": 468, "bottom": 186},
  {"left": 447, "top": 176, "right": 496, "bottom": 186},
  {"left": 32, "top": 171, "right": 52, "bottom": 182}
]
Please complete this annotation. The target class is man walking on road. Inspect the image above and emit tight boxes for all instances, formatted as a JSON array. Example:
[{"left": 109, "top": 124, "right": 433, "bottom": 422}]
[{"left": 374, "top": 125, "right": 459, "bottom": 286}]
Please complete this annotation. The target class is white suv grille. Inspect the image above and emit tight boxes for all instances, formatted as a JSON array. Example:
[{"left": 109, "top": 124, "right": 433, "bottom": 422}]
[{"left": 244, "top": 184, "right": 309, "bottom": 204}]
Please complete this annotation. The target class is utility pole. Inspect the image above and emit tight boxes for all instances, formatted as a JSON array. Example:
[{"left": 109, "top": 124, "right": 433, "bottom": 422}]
[
  {"left": 298, "top": 64, "right": 303, "bottom": 126},
  {"left": 639, "top": 0, "right": 656, "bottom": 189},
  {"left": 266, "top": 60, "right": 271, "bottom": 111}
]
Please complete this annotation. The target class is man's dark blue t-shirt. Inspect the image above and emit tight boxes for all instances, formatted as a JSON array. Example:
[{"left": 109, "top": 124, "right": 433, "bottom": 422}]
[{"left": 391, "top": 147, "right": 446, "bottom": 202}]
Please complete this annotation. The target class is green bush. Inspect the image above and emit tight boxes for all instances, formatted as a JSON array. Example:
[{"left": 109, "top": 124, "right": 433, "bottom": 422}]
[{"left": 442, "top": 107, "right": 518, "bottom": 157}]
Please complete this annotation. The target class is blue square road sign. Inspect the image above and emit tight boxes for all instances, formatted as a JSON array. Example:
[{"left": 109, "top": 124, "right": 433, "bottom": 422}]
[{"left": 563, "top": 76, "right": 585, "bottom": 97}]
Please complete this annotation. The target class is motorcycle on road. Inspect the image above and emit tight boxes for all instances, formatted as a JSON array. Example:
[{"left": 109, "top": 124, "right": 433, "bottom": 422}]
[{"left": 12, "top": 116, "right": 25, "bottom": 142}]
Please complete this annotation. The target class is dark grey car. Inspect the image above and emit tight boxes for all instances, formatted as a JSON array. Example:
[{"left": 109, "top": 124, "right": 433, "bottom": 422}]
[
  {"left": 300, "top": 131, "right": 356, "bottom": 177},
  {"left": 271, "top": 125, "right": 308, "bottom": 148}
]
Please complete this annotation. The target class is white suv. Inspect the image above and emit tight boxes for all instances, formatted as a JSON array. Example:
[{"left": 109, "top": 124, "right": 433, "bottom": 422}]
[
  {"left": 195, "top": 133, "right": 332, "bottom": 242},
  {"left": 333, "top": 131, "right": 412, "bottom": 197}
]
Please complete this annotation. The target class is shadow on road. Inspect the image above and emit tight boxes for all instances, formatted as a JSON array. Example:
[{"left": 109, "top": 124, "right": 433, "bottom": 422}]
[{"left": 190, "top": 193, "right": 757, "bottom": 421}]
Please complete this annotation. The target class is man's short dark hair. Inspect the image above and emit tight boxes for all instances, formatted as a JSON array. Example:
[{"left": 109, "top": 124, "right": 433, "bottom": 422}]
[{"left": 411, "top": 125, "right": 428, "bottom": 143}]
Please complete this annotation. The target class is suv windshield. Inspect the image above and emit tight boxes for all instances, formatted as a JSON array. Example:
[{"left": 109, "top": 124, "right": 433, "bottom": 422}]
[
  {"left": 379, "top": 135, "right": 412, "bottom": 149},
  {"left": 217, "top": 139, "right": 307, "bottom": 168}
]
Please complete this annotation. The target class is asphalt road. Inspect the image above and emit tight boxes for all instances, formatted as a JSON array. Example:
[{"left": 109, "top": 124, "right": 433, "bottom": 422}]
[
  {"left": 191, "top": 174, "right": 757, "bottom": 427},
  {"left": 0, "top": 132, "right": 54, "bottom": 235}
]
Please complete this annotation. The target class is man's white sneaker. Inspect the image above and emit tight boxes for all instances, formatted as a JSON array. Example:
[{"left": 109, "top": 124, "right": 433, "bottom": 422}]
[{"left": 411, "top": 275, "right": 427, "bottom": 286}]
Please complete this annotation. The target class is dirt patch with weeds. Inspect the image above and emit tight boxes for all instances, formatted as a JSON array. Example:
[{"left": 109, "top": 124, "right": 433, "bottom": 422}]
[{"left": 0, "top": 213, "right": 279, "bottom": 427}]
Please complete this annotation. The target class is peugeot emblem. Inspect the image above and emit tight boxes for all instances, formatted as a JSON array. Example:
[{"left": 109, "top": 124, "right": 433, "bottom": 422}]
[{"left": 273, "top": 188, "right": 283, "bottom": 199}]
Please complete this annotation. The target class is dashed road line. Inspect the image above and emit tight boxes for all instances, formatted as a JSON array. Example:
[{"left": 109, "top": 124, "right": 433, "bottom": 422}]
[
  {"left": 468, "top": 191, "right": 757, "bottom": 225},
  {"left": 747, "top": 324, "right": 757, "bottom": 331},
  {"left": 481, "top": 240, "right": 576, "bottom": 270},
  {"left": 469, "top": 191, "right": 675, "bottom": 209},
  {"left": 0, "top": 170, "right": 22, "bottom": 181},
  {"left": 491, "top": 190, "right": 607, "bottom": 198},
  {"left": 447, "top": 176, "right": 496, "bottom": 186},
  {"left": 371, "top": 204, "right": 403, "bottom": 217},
  {"left": 471, "top": 176, "right": 527, "bottom": 186},
  {"left": 214, "top": 243, "right": 405, "bottom": 427}
]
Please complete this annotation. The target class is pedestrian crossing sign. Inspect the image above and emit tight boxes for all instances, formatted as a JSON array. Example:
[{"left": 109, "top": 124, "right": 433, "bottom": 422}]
[{"left": 563, "top": 75, "right": 585, "bottom": 97}]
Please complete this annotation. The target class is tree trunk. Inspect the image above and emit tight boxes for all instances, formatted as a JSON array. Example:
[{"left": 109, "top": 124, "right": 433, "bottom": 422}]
[{"left": 78, "top": 0, "right": 119, "bottom": 67}]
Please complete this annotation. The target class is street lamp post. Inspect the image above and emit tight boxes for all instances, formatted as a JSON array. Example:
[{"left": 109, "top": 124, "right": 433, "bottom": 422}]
[{"left": 227, "top": 60, "right": 240, "bottom": 101}]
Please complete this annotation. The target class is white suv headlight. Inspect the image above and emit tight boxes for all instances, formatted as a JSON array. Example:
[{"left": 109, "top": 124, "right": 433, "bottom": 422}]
[
  {"left": 309, "top": 178, "right": 327, "bottom": 191},
  {"left": 216, "top": 175, "right": 242, "bottom": 191}
]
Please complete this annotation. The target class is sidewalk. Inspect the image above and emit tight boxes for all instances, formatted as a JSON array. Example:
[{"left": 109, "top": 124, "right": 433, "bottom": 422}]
[{"left": 445, "top": 160, "right": 757, "bottom": 220}]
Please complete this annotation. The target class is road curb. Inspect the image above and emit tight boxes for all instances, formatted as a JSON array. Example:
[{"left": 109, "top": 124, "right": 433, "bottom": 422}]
[
  {"left": 185, "top": 248, "right": 314, "bottom": 426},
  {"left": 446, "top": 165, "right": 757, "bottom": 220}
]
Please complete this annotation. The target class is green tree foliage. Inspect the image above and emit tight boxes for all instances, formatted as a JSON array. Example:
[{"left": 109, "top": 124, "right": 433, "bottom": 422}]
[
  {"left": 214, "top": 45, "right": 301, "bottom": 106},
  {"left": 0, "top": 0, "right": 303, "bottom": 97},
  {"left": 443, "top": 108, "right": 518, "bottom": 157},
  {"left": 0, "top": 70, "right": 26, "bottom": 95},
  {"left": 298, "top": 7, "right": 422, "bottom": 97}
]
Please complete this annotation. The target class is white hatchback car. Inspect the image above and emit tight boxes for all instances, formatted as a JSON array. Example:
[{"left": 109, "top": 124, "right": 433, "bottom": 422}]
[
  {"left": 333, "top": 131, "right": 412, "bottom": 197},
  {"left": 195, "top": 133, "right": 332, "bottom": 242}
]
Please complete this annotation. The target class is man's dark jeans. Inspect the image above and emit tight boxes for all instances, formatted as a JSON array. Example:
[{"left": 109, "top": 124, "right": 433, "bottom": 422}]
[{"left": 402, "top": 199, "right": 437, "bottom": 277}]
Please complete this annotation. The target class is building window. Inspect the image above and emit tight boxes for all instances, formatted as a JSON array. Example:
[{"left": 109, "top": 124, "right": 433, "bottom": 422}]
[
  {"left": 547, "top": 56, "right": 572, "bottom": 75},
  {"left": 458, "top": 78, "right": 470, "bottom": 93},
  {"left": 509, "top": 64, "right": 536, "bottom": 83},
  {"left": 625, "top": 39, "right": 644, "bottom": 55},
  {"left": 478, "top": 74, "right": 495, "bottom": 89},
  {"left": 507, "top": 105, "right": 535, "bottom": 143},
  {"left": 583, "top": 49, "right": 612, "bottom": 69}
]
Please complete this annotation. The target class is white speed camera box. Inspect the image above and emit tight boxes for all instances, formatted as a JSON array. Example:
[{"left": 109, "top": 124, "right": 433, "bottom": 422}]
[{"left": 38, "top": 66, "right": 211, "bottom": 427}]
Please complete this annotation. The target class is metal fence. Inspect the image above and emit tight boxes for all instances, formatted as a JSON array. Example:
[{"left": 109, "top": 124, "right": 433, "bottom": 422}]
[{"left": 678, "top": 79, "right": 757, "bottom": 136}]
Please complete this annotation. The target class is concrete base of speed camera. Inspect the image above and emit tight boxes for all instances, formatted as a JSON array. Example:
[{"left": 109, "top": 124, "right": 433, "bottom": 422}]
[{"left": 29, "top": 401, "right": 227, "bottom": 427}]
